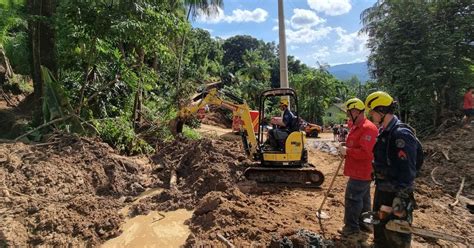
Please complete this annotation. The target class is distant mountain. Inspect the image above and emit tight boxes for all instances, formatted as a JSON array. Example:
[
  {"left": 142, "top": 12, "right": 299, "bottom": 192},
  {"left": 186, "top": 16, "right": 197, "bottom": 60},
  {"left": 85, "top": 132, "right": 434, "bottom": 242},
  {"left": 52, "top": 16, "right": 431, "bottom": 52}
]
[{"left": 328, "top": 62, "right": 371, "bottom": 82}]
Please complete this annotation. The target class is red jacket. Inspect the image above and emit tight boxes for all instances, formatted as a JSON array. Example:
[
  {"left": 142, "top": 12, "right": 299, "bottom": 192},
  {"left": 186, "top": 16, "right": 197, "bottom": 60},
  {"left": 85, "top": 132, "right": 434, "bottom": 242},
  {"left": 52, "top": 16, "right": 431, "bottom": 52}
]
[
  {"left": 344, "top": 116, "right": 378, "bottom": 181},
  {"left": 464, "top": 91, "right": 473, "bottom": 109}
]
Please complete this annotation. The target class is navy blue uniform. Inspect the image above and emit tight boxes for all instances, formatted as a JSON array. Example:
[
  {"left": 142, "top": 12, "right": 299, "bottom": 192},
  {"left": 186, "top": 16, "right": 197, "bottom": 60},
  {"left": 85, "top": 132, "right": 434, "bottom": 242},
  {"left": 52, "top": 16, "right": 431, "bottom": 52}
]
[
  {"left": 282, "top": 108, "right": 296, "bottom": 131},
  {"left": 268, "top": 108, "right": 296, "bottom": 150},
  {"left": 372, "top": 116, "right": 418, "bottom": 248},
  {"left": 373, "top": 116, "right": 418, "bottom": 192}
]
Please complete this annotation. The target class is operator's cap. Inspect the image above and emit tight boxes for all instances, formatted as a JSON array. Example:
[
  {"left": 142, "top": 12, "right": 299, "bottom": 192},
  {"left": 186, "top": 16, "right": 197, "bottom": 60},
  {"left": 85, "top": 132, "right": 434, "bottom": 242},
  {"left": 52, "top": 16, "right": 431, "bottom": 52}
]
[{"left": 280, "top": 98, "right": 289, "bottom": 106}]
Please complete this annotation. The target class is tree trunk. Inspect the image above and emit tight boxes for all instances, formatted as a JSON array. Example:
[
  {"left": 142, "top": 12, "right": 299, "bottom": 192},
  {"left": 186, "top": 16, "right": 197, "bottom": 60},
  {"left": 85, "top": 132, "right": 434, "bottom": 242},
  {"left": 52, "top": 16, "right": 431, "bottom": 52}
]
[
  {"left": 132, "top": 47, "right": 145, "bottom": 129},
  {"left": 0, "top": 47, "right": 14, "bottom": 85},
  {"left": 28, "top": 0, "right": 57, "bottom": 124},
  {"left": 175, "top": 5, "right": 192, "bottom": 108},
  {"left": 152, "top": 54, "right": 159, "bottom": 73}
]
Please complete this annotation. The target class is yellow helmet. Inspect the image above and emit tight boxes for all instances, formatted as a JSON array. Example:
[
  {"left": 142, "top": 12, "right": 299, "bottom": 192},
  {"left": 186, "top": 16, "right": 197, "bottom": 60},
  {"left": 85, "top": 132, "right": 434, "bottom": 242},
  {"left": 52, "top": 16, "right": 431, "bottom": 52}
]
[
  {"left": 365, "top": 91, "right": 394, "bottom": 111},
  {"left": 344, "top": 98, "right": 365, "bottom": 111},
  {"left": 280, "top": 98, "right": 289, "bottom": 106}
]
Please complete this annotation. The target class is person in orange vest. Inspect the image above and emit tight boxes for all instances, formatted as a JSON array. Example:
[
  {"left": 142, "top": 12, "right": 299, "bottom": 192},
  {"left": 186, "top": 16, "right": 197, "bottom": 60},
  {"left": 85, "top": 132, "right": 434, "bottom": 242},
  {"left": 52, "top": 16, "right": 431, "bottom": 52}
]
[
  {"left": 338, "top": 98, "right": 378, "bottom": 237},
  {"left": 462, "top": 87, "right": 473, "bottom": 128}
]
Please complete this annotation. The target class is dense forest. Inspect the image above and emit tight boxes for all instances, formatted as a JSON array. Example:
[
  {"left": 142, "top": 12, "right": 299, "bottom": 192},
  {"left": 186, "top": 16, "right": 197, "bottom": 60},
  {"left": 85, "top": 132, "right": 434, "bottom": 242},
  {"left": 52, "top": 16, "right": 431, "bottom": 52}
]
[{"left": 0, "top": 0, "right": 472, "bottom": 154}]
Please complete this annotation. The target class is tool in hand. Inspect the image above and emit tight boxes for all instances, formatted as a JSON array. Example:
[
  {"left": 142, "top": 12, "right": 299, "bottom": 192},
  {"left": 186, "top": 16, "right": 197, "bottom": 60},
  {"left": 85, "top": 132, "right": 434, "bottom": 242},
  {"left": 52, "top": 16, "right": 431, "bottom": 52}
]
[
  {"left": 361, "top": 211, "right": 469, "bottom": 244},
  {"left": 316, "top": 157, "right": 345, "bottom": 219}
]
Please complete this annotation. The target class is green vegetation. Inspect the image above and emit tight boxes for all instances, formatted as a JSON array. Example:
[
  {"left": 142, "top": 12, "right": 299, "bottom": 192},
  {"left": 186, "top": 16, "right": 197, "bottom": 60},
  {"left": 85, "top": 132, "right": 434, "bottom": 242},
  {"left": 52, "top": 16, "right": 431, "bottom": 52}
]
[
  {"left": 0, "top": 0, "right": 472, "bottom": 151},
  {"left": 362, "top": 0, "right": 474, "bottom": 131}
]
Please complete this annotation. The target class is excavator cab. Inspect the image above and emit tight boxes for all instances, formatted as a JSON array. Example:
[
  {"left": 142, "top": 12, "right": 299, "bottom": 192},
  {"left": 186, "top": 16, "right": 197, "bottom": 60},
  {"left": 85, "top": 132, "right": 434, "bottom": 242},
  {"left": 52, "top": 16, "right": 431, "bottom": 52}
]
[{"left": 256, "top": 88, "right": 305, "bottom": 163}]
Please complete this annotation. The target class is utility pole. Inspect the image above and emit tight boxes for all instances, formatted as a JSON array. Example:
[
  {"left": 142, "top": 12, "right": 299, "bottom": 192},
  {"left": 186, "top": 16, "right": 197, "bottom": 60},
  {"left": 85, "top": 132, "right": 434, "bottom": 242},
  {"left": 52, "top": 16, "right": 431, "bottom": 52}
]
[{"left": 278, "top": 0, "right": 288, "bottom": 89}]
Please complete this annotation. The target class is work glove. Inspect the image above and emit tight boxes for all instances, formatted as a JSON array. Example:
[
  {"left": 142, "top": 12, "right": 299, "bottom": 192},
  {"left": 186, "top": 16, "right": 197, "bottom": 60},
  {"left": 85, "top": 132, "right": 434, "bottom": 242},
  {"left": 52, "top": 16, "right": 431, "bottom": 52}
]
[
  {"left": 338, "top": 145, "right": 347, "bottom": 156},
  {"left": 392, "top": 197, "right": 406, "bottom": 218},
  {"left": 392, "top": 189, "right": 414, "bottom": 219}
]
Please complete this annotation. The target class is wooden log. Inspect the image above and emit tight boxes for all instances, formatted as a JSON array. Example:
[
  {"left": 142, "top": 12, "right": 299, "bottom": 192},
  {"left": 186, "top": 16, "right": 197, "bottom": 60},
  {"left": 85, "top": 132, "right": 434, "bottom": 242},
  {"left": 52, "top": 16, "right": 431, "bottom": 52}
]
[
  {"left": 217, "top": 233, "right": 235, "bottom": 248},
  {"left": 449, "top": 177, "right": 465, "bottom": 207}
]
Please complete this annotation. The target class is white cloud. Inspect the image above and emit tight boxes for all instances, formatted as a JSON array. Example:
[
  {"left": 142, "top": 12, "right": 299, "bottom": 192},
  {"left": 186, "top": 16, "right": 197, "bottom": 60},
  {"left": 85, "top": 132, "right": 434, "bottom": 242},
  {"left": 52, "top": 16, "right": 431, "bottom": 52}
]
[
  {"left": 286, "top": 26, "right": 332, "bottom": 44},
  {"left": 307, "top": 0, "right": 352, "bottom": 16},
  {"left": 334, "top": 27, "right": 368, "bottom": 55},
  {"left": 202, "top": 28, "right": 213, "bottom": 33},
  {"left": 197, "top": 7, "right": 268, "bottom": 24},
  {"left": 290, "top": 9, "right": 325, "bottom": 29},
  {"left": 197, "top": 7, "right": 225, "bottom": 24},
  {"left": 312, "top": 46, "right": 330, "bottom": 60},
  {"left": 227, "top": 8, "right": 268, "bottom": 23},
  {"left": 290, "top": 45, "right": 299, "bottom": 50}
]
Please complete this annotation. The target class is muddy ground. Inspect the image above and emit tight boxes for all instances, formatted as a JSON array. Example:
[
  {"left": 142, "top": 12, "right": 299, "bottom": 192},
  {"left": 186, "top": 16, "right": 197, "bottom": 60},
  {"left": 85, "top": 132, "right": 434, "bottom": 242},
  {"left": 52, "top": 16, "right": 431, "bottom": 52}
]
[{"left": 1, "top": 98, "right": 473, "bottom": 247}]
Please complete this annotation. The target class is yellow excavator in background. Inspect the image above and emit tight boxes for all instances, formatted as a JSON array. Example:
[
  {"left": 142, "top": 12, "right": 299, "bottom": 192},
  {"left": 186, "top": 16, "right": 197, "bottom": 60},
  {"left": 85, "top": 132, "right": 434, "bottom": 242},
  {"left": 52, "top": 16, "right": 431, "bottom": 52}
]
[{"left": 172, "top": 87, "right": 324, "bottom": 187}]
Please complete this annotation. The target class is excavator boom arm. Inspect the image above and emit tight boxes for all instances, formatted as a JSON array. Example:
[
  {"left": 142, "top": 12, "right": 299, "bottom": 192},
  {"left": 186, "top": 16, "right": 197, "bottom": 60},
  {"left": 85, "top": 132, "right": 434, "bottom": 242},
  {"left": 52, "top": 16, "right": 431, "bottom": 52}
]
[{"left": 176, "top": 88, "right": 259, "bottom": 158}]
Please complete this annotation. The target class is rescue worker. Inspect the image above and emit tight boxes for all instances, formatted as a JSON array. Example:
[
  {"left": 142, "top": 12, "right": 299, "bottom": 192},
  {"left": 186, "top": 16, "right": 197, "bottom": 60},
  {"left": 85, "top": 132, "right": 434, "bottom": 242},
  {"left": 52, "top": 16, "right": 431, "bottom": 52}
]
[
  {"left": 267, "top": 98, "right": 296, "bottom": 149},
  {"left": 332, "top": 124, "right": 339, "bottom": 141},
  {"left": 462, "top": 87, "right": 473, "bottom": 128},
  {"left": 365, "top": 91, "right": 419, "bottom": 248},
  {"left": 338, "top": 124, "right": 348, "bottom": 142},
  {"left": 338, "top": 98, "right": 378, "bottom": 236}
]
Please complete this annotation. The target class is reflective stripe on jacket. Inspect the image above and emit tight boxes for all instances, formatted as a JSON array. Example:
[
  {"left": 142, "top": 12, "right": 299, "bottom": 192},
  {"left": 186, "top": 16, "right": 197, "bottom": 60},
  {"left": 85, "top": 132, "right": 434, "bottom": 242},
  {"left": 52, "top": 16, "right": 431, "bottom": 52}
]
[{"left": 344, "top": 116, "right": 378, "bottom": 181}]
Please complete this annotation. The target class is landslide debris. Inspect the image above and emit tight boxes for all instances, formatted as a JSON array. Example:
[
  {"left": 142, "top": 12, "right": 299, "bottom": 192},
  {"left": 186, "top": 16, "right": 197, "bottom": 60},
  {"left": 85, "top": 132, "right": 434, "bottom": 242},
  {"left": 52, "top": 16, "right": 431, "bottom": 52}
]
[
  {"left": 418, "top": 126, "right": 473, "bottom": 198},
  {"left": 0, "top": 134, "right": 159, "bottom": 246},
  {"left": 131, "top": 138, "right": 252, "bottom": 214}
]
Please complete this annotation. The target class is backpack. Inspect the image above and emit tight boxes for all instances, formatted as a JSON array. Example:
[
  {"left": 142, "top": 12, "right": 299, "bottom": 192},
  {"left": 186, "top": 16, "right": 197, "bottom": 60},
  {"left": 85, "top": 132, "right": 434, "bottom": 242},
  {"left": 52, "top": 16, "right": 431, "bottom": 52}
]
[{"left": 386, "top": 123, "right": 424, "bottom": 177}]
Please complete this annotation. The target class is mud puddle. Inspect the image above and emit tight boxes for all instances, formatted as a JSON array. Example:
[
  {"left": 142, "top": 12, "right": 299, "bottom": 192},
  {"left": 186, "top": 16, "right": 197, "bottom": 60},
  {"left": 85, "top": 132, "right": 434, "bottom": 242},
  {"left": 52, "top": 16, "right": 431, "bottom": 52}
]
[
  {"left": 103, "top": 188, "right": 193, "bottom": 247},
  {"left": 102, "top": 209, "right": 193, "bottom": 248}
]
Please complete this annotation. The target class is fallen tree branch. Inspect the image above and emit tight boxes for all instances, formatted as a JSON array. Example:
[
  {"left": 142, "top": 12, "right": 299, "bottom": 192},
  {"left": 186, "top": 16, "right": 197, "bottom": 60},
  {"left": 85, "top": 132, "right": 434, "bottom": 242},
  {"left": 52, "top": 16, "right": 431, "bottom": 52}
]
[
  {"left": 449, "top": 177, "right": 465, "bottom": 207},
  {"left": 151, "top": 212, "right": 166, "bottom": 223},
  {"left": 0, "top": 88, "right": 14, "bottom": 106},
  {"left": 14, "top": 115, "right": 72, "bottom": 142},
  {"left": 441, "top": 150, "right": 450, "bottom": 161},
  {"left": 33, "top": 141, "right": 60, "bottom": 147},
  {"left": 430, "top": 167, "right": 444, "bottom": 186},
  {"left": 0, "top": 139, "right": 16, "bottom": 144},
  {"left": 217, "top": 233, "right": 235, "bottom": 248}
]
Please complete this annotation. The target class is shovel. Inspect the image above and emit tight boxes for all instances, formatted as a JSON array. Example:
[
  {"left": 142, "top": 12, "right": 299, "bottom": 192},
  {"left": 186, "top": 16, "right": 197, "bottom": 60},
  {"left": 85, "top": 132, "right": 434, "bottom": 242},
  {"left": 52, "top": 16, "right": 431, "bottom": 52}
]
[{"left": 316, "top": 157, "right": 345, "bottom": 219}]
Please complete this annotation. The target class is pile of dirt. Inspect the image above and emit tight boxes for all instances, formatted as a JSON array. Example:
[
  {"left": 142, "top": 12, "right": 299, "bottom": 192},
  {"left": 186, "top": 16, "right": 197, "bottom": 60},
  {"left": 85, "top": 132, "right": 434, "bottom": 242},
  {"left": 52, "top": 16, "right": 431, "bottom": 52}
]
[
  {"left": 418, "top": 127, "right": 473, "bottom": 198},
  {"left": 131, "top": 138, "right": 251, "bottom": 214},
  {"left": 185, "top": 187, "right": 338, "bottom": 247},
  {"left": 201, "top": 107, "right": 232, "bottom": 129},
  {"left": 0, "top": 134, "right": 160, "bottom": 246}
]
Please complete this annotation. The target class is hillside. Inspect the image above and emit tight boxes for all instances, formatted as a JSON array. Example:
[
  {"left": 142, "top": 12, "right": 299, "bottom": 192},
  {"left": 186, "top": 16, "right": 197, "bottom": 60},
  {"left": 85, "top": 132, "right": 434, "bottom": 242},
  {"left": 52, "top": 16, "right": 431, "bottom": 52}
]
[{"left": 328, "top": 62, "right": 371, "bottom": 82}]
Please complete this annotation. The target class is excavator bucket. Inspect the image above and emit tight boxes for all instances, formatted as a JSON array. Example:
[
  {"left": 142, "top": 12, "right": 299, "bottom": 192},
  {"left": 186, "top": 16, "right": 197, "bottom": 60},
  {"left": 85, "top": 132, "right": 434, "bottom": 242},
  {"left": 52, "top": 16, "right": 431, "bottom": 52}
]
[{"left": 169, "top": 118, "right": 184, "bottom": 136}]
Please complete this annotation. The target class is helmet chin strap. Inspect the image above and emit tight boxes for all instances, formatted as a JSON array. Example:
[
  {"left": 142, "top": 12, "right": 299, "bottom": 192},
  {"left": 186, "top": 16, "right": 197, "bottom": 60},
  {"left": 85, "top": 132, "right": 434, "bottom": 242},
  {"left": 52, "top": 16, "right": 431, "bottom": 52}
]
[
  {"left": 375, "top": 110, "right": 386, "bottom": 126},
  {"left": 350, "top": 110, "right": 361, "bottom": 124}
]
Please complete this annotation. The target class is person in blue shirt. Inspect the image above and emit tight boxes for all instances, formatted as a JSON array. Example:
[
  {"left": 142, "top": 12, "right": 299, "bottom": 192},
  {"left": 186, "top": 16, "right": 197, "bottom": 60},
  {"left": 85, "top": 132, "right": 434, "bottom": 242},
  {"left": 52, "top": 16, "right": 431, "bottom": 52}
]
[
  {"left": 267, "top": 98, "right": 296, "bottom": 150},
  {"left": 365, "top": 91, "right": 420, "bottom": 248}
]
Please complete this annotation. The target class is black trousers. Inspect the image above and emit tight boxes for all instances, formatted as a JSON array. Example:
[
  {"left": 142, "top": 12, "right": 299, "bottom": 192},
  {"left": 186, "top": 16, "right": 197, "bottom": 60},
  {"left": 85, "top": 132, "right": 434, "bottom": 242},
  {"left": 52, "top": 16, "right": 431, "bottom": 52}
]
[{"left": 373, "top": 188, "right": 412, "bottom": 248}]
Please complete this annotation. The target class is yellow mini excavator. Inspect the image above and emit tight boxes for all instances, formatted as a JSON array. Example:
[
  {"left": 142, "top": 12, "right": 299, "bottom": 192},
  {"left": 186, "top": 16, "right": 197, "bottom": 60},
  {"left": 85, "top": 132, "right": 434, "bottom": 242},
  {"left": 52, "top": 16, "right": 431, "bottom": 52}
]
[{"left": 172, "top": 87, "right": 324, "bottom": 187}]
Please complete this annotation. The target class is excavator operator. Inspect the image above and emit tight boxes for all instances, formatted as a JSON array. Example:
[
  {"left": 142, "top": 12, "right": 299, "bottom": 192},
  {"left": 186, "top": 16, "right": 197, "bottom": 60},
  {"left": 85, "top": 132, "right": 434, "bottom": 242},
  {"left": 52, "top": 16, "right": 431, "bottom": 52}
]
[{"left": 267, "top": 98, "right": 296, "bottom": 150}]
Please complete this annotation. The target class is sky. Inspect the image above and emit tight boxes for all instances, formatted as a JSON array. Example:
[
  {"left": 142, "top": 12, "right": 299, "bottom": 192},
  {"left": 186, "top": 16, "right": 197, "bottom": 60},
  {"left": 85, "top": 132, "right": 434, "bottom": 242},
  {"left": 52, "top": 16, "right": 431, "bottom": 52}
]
[{"left": 192, "top": 0, "right": 376, "bottom": 66}]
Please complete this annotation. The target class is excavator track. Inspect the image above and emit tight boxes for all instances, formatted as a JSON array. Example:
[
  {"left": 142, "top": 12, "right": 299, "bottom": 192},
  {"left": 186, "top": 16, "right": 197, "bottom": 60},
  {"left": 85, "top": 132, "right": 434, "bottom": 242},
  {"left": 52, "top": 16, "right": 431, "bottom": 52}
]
[{"left": 244, "top": 163, "right": 324, "bottom": 187}]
